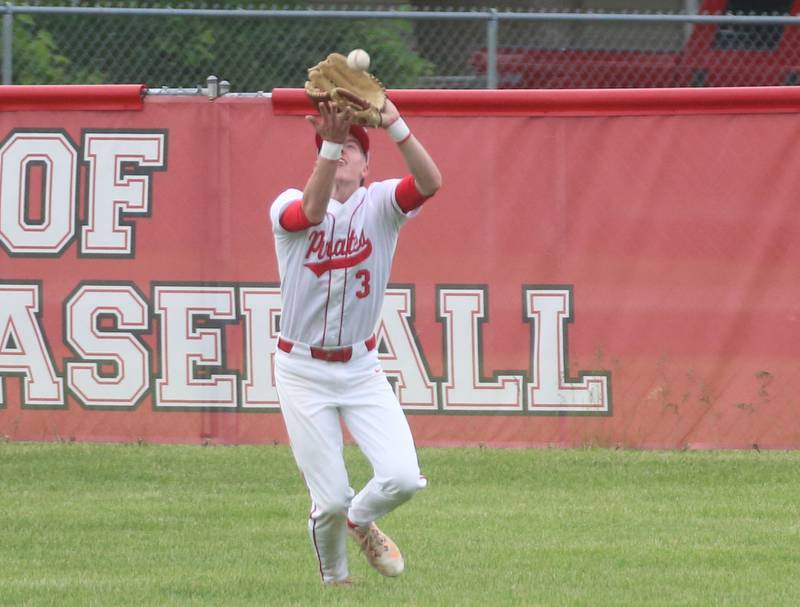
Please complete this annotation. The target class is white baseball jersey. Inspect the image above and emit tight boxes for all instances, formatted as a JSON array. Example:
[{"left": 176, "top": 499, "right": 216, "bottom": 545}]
[{"left": 270, "top": 179, "right": 417, "bottom": 347}]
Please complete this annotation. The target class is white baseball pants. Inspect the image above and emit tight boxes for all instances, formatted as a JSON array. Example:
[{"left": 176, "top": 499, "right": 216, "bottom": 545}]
[{"left": 275, "top": 346, "right": 427, "bottom": 583}]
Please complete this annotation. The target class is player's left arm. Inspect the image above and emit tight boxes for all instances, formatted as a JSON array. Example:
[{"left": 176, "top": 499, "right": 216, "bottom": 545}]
[{"left": 381, "top": 99, "right": 442, "bottom": 206}]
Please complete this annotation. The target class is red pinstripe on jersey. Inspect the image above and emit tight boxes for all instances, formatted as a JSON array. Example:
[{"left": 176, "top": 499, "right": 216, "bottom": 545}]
[{"left": 338, "top": 195, "right": 369, "bottom": 345}]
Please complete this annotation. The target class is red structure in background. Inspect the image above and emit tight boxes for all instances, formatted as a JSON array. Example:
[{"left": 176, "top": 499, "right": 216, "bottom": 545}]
[
  {"left": 471, "top": 0, "right": 800, "bottom": 89},
  {"left": 1, "top": 85, "right": 800, "bottom": 449}
]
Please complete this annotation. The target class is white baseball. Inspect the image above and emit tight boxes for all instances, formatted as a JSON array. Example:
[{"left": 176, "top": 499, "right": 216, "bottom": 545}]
[{"left": 347, "top": 49, "right": 370, "bottom": 72}]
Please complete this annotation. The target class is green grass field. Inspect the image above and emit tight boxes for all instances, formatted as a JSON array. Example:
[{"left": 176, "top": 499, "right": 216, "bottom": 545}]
[{"left": 1, "top": 442, "right": 799, "bottom": 606}]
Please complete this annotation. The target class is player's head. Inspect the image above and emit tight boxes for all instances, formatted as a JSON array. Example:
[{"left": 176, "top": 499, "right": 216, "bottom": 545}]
[{"left": 316, "top": 125, "right": 369, "bottom": 186}]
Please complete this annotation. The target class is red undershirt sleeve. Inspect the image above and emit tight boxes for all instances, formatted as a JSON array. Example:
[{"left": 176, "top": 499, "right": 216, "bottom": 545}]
[
  {"left": 395, "top": 175, "right": 432, "bottom": 214},
  {"left": 279, "top": 199, "right": 315, "bottom": 232}
]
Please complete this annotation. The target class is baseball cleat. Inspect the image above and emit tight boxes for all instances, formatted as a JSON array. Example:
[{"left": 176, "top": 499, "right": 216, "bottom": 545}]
[{"left": 348, "top": 522, "right": 404, "bottom": 577}]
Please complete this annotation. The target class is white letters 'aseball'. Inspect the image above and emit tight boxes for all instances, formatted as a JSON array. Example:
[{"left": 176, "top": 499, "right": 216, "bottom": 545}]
[
  {"left": 239, "top": 286, "right": 282, "bottom": 410},
  {"left": 0, "top": 133, "right": 77, "bottom": 254},
  {"left": 377, "top": 289, "right": 437, "bottom": 410},
  {"left": 438, "top": 288, "right": 524, "bottom": 411},
  {"left": 65, "top": 285, "right": 150, "bottom": 408},
  {"left": 0, "top": 284, "right": 64, "bottom": 406},
  {"left": 81, "top": 132, "right": 166, "bottom": 255},
  {"left": 154, "top": 286, "right": 238, "bottom": 408},
  {"left": 525, "top": 288, "right": 609, "bottom": 413}
]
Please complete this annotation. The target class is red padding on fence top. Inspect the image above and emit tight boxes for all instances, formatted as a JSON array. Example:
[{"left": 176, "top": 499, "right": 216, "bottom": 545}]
[
  {"left": 272, "top": 86, "right": 800, "bottom": 117},
  {"left": 0, "top": 84, "right": 145, "bottom": 111}
]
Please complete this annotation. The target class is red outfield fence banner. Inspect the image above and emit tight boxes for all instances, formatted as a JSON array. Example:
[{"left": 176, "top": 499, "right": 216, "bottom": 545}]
[{"left": 1, "top": 85, "right": 800, "bottom": 449}]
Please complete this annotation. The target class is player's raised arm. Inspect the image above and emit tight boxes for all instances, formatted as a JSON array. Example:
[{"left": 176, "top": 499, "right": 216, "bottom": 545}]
[
  {"left": 381, "top": 98, "right": 442, "bottom": 198},
  {"left": 302, "top": 102, "right": 353, "bottom": 224}
]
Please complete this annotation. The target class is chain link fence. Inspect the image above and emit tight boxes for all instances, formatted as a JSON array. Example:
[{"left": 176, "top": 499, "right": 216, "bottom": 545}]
[{"left": 4, "top": 3, "right": 800, "bottom": 91}]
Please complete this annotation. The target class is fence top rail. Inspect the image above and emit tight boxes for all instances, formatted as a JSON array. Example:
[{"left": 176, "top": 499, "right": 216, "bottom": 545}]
[
  {"left": 4, "top": 5, "right": 800, "bottom": 25},
  {"left": 146, "top": 86, "right": 800, "bottom": 118}
]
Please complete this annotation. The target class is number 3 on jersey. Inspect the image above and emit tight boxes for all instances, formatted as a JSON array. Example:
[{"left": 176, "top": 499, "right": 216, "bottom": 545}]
[{"left": 355, "top": 269, "right": 371, "bottom": 299}]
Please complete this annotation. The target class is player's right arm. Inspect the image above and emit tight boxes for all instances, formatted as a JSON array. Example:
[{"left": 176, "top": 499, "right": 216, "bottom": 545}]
[{"left": 300, "top": 102, "right": 353, "bottom": 224}]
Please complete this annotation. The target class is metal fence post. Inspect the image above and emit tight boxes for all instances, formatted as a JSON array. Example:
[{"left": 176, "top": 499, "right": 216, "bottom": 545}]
[
  {"left": 486, "top": 8, "right": 498, "bottom": 89},
  {"left": 2, "top": 3, "right": 12, "bottom": 85}
]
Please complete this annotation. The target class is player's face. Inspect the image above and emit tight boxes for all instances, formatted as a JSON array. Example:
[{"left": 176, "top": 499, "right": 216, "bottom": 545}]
[{"left": 336, "top": 135, "right": 368, "bottom": 185}]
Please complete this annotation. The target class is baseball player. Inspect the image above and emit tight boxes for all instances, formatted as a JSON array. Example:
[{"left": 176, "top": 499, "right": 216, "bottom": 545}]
[{"left": 269, "top": 98, "right": 442, "bottom": 585}]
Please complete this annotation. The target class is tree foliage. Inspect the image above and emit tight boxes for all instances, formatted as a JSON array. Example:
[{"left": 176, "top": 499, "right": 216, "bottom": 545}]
[
  {"left": 9, "top": 2, "right": 433, "bottom": 90},
  {"left": 12, "top": 15, "right": 70, "bottom": 85}
]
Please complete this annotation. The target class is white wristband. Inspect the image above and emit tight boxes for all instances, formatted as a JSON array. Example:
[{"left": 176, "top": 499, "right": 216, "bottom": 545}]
[
  {"left": 386, "top": 118, "right": 411, "bottom": 143},
  {"left": 319, "top": 140, "right": 343, "bottom": 161}
]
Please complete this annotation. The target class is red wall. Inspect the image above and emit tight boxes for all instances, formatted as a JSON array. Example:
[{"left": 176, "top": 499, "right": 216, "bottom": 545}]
[{"left": 1, "top": 86, "right": 800, "bottom": 449}]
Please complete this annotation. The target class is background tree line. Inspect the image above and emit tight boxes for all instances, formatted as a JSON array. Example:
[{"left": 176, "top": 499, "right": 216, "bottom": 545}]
[{"left": 11, "top": 1, "right": 435, "bottom": 89}]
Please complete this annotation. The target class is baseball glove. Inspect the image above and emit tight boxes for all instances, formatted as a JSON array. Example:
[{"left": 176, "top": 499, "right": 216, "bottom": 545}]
[{"left": 304, "top": 53, "right": 386, "bottom": 128}]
